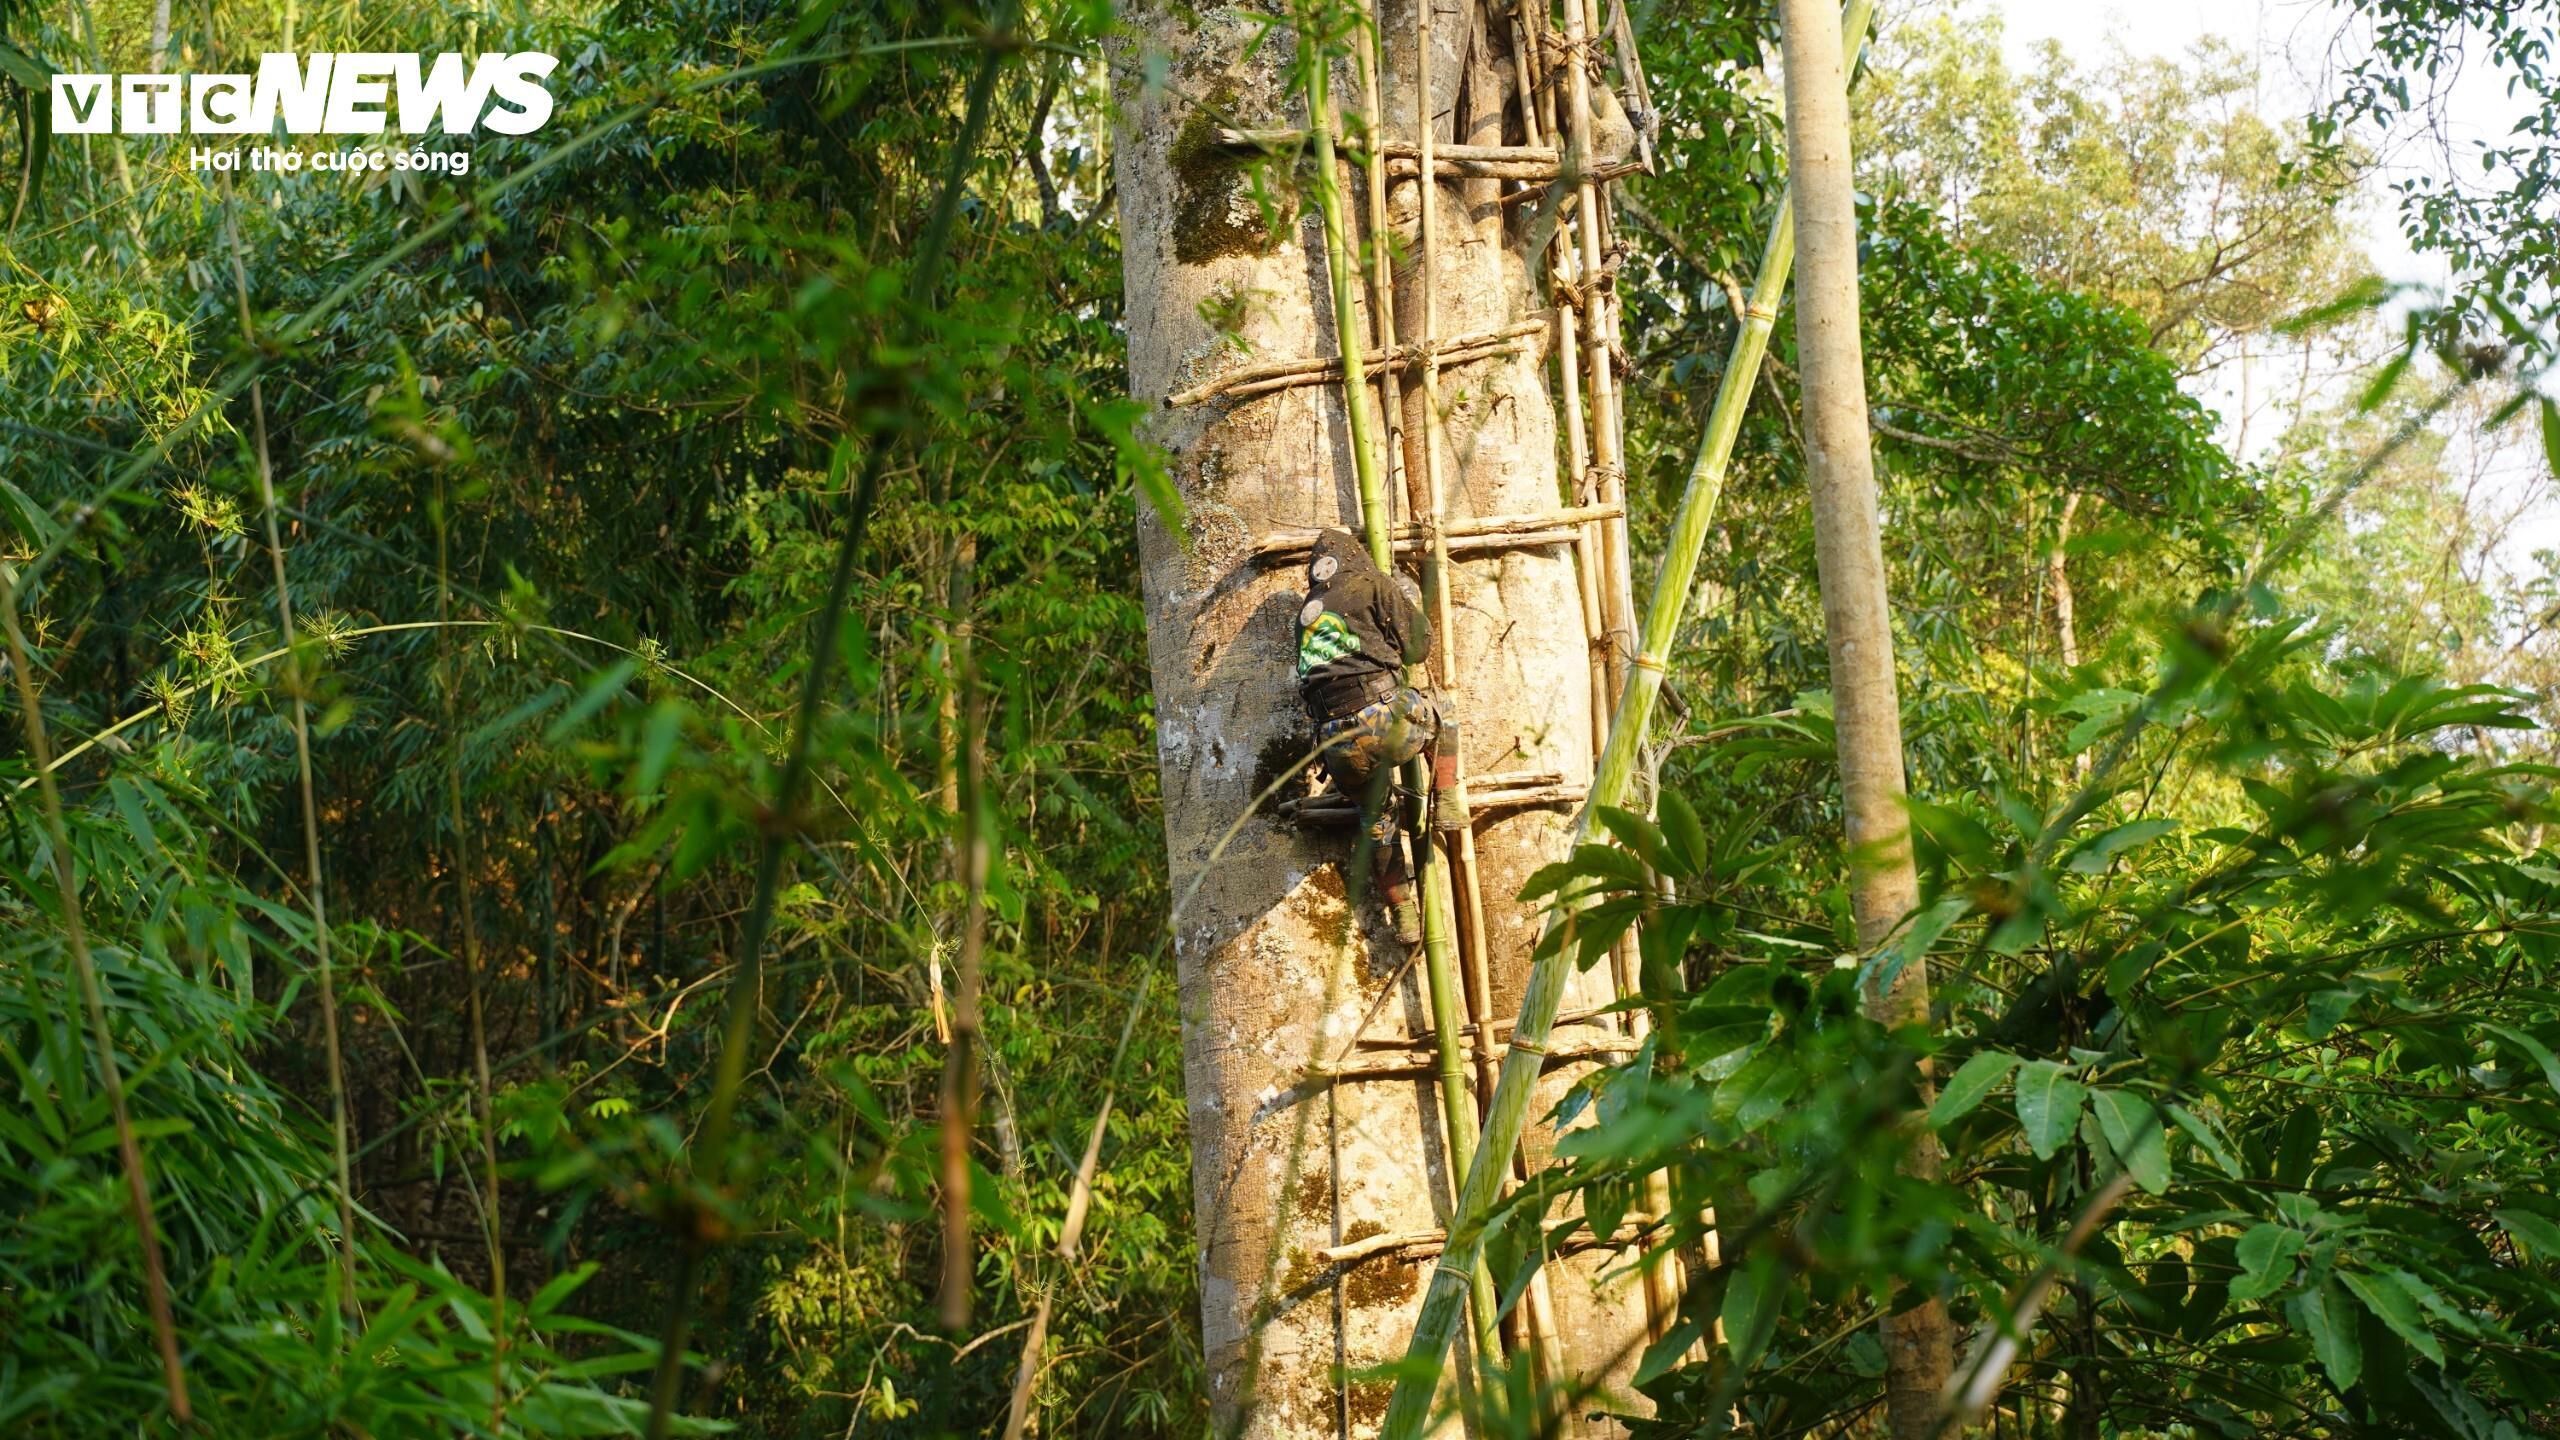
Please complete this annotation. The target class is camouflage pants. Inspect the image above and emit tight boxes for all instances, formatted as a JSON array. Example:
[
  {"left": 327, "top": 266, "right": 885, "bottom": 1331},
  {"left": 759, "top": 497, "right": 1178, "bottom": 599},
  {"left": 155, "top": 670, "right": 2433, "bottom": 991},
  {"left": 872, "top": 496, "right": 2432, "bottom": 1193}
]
[{"left": 1314, "top": 686, "right": 1442, "bottom": 849}]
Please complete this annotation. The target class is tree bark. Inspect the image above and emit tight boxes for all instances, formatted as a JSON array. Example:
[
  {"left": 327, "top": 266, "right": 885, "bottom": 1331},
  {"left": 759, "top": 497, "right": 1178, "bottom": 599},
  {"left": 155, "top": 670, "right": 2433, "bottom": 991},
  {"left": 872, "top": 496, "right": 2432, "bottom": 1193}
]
[
  {"left": 1776, "top": 1, "right": 1954, "bottom": 1434},
  {"left": 1111, "top": 3, "right": 1652, "bottom": 1432}
]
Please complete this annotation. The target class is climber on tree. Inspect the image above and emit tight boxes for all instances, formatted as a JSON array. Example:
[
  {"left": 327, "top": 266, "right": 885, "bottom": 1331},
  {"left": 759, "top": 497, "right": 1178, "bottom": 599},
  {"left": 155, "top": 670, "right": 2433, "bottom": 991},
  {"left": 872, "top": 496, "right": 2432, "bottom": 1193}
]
[{"left": 1297, "top": 529, "right": 1455, "bottom": 947}]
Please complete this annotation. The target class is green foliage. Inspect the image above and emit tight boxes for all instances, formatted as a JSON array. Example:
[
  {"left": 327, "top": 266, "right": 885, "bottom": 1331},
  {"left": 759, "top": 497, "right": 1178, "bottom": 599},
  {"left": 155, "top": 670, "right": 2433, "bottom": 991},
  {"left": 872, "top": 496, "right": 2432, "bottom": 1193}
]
[
  {"left": 4, "top": 0, "right": 1184, "bottom": 1433},
  {"left": 0, "top": 767, "right": 690, "bottom": 1436},
  {"left": 2321, "top": 0, "right": 2560, "bottom": 358},
  {"left": 1527, "top": 600, "right": 2560, "bottom": 1435}
]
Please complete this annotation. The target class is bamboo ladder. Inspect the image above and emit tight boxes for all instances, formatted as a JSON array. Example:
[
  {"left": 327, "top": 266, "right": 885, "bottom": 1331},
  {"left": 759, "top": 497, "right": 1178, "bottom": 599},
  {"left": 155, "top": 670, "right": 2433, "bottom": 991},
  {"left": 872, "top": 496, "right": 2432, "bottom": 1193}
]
[{"left": 1174, "top": 0, "right": 1684, "bottom": 1413}]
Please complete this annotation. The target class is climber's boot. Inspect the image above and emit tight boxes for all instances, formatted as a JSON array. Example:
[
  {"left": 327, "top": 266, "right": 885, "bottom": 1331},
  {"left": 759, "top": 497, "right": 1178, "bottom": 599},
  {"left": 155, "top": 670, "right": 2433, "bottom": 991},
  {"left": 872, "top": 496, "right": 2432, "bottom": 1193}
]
[
  {"left": 1384, "top": 881, "right": 1425, "bottom": 947},
  {"left": 1428, "top": 716, "right": 1468, "bottom": 832}
]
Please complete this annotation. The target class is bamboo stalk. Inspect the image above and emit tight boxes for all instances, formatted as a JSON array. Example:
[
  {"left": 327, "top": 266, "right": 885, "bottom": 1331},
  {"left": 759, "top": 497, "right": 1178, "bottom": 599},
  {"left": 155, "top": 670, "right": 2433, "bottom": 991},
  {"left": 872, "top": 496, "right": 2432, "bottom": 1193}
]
[
  {"left": 639, "top": 13, "right": 1019, "bottom": 1431},
  {"left": 437, "top": 483, "right": 510, "bottom": 1427},
  {"left": 0, "top": 571, "right": 192, "bottom": 1422},
  {"left": 1309, "top": 0, "right": 1505, "bottom": 1369},
  {"left": 1254, "top": 505, "right": 1618, "bottom": 560},
  {"left": 1354, "top": 1000, "right": 1618, "bottom": 1049},
  {"left": 937, "top": 545, "right": 987, "bottom": 1331},
  {"left": 1375, "top": 8, "right": 1880, "bottom": 1434},
  {"left": 217, "top": 172, "right": 362, "bottom": 1316},
  {"left": 1001, "top": 974, "right": 1154, "bottom": 1440},
  {"left": 1306, "top": 1035, "right": 1636, "bottom": 1082},
  {"left": 1568, "top": 0, "right": 1636, "bottom": 705},
  {"left": 1281, "top": 777, "right": 1585, "bottom": 824}
]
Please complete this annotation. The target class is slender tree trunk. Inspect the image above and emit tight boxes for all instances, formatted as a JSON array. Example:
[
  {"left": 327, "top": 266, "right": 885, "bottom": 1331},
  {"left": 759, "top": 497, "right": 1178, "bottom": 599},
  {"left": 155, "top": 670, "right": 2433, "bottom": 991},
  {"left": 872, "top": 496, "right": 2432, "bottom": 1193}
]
[
  {"left": 2047, "top": 492, "right": 2081, "bottom": 671},
  {"left": 1111, "top": 2, "right": 1652, "bottom": 1431},
  {"left": 1776, "top": 1, "right": 1953, "bottom": 1434}
]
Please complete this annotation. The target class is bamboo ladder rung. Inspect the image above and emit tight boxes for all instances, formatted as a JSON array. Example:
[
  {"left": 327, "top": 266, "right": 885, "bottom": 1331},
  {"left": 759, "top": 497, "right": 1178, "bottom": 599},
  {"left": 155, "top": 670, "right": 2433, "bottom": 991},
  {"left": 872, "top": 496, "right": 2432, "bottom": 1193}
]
[
  {"left": 1164, "top": 317, "right": 1549, "bottom": 409},
  {"left": 1353, "top": 1001, "right": 1620, "bottom": 1051},
  {"left": 1303, "top": 1034, "right": 1638, "bottom": 1085},
  {"left": 1250, "top": 504, "right": 1622, "bottom": 566},
  {"left": 1213, "top": 126, "right": 1562, "bottom": 165},
  {"left": 1275, "top": 770, "right": 1587, "bottom": 828},
  {"left": 1317, "top": 1215, "right": 1664, "bottom": 1267}
]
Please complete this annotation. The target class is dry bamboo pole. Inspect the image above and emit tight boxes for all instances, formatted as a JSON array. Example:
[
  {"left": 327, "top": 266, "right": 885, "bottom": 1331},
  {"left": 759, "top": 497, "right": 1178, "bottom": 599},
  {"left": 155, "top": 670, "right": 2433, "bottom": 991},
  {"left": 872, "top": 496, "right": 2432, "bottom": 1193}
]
[
  {"left": 936, "top": 548, "right": 987, "bottom": 1331},
  {"left": 1392, "top": 0, "right": 1505, "bottom": 1363},
  {"left": 1377, "top": 8, "right": 1880, "bottom": 1434},
  {"left": 1002, "top": 973, "right": 1155, "bottom": 1440},
  {"left": 1555, "top": 0, "right": 1673, "bottom": 1347},
  {"left": 0, "top": 573, "right": 192, "bottom": 1422},
  {"left": 1565, "top": 0, "right": 1637, "bottom": 706},
  {"left": 1518, "top": 1, "right": 1612, "bottom": 765},
  {"left": 1354, "top": 0, "right": 1409, "bottom": 515},
  {"left": 1408, "top": 4, "right": 1509, "bottom": 1371},
  {"left": 1306, "top": 0, "right": 1502, "bottom": 1369},
  {"left": 1215, "top": 126, "right": 1561, "bottom": 163},
  {"left": 1501, "top": 4, "right": 1590, "bottom": 1407}
]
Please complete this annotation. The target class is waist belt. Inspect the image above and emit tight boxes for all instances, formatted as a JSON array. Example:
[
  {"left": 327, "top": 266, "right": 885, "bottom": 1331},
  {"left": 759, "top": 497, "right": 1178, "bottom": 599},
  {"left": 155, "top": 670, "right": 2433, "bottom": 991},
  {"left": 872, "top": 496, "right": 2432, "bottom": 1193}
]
[{"left": 1305, "top": 667, "right": 1398, "bottom": 721}]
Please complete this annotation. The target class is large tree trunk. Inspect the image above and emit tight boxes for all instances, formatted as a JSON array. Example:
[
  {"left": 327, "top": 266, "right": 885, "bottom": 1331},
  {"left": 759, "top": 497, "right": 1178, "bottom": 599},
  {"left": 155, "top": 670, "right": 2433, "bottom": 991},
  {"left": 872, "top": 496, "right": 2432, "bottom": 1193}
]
[
  {"left": 1111, "top": 4, "right": 1653, "bottom": 1433},
  {"left": 1777, "top": 0, "right": 1955, "bottom": 1434}
]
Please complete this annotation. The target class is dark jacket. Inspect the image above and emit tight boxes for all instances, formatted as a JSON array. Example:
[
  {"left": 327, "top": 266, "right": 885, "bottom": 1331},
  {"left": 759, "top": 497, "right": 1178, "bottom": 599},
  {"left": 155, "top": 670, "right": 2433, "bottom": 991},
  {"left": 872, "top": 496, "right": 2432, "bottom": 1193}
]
[{"left": 1296, "top": 529, "right": 1428, "bottom": 718}]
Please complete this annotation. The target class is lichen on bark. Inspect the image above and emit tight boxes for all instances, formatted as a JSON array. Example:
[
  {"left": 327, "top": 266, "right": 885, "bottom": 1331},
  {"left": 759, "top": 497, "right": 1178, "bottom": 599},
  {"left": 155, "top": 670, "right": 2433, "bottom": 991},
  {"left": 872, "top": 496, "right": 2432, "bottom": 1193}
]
[{"left": 1170, "top": 77, "right": 1295, "bottom": 265}]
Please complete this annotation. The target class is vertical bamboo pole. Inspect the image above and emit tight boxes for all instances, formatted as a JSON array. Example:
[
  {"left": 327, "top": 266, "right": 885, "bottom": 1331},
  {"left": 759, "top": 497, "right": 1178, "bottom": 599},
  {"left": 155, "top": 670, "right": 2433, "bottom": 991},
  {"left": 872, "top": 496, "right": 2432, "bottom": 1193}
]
[
  {"left": 0, "top": 575, "right": 191, "bottom": 1422},
  {"left": 1564, "top": 0, "right": 1638, "bottom": 704},
  {"left": 1496, "top": 3, "right": 1587, "bottom": 1411},
  {"left": 1311, "top": 0, "right": 1501, "bottom": 1367},
  {"left": 1559, "top": 0, "right": 1674, "bottom": 1346},
  {"left": 1406, "top": 0, "right": 1512, "bottom": 1375},
  {"left": 1377, "top": 10, "right": 1880, "bottom": 1434},
  {"left": 1355, "top": 3, "right": 1411, "bottom": 520},
  {"left": 1528, "top": 31, "right": 1611, "bottom": 767}
]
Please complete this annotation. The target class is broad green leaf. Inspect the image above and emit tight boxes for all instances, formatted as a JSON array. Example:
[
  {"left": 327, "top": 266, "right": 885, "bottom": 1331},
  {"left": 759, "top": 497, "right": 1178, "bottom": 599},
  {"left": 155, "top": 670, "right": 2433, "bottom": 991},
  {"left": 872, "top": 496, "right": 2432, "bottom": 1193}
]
[
  {"left": 1596, "top": 805, "right": 1679, "bottom": 879},
  {"left": 543, "top": 659, "right": 639, "bottom": 742},
  {"left": 2356, "top": 344, "right": 2414, "bottom": 412},
  {"left": 2013, "top": 1060, "right": 2087, "bottom": 1161},
  {"left": 2231, "top": 1224, "right": 2304, "bottom": 1304},
  {"left": 2494, "top": 1207, "right": 2560, "bottom": 1260},
  {"left": 2168, "top": 1104, "right": 2243, "bottom": 1178},
  {"left": 1720, "top": 1250, "right": 1784, "bottom": 1366},
  {"left": 2342, "top": 1269, "right": 2444, "bottom": 1365},
  {"left": 1930, "top": 1049, "right": 2019, "bottom": 1127},
  {"left": 2482, "top": 1023, "right": 2560, "bottom": 1095},
  {"left": 2288, "top": 1281, "right": 2362, "bottom": 1391},
  {"left": 2273, "top": 1105, "right": 2321, "bottom": 1187},
  {"left": 2090, "top": 1088, "right": 2171, "bottom": 1193},
  {"left": 1656, "top": 788, "right": 1708, "bottom": 877}
]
